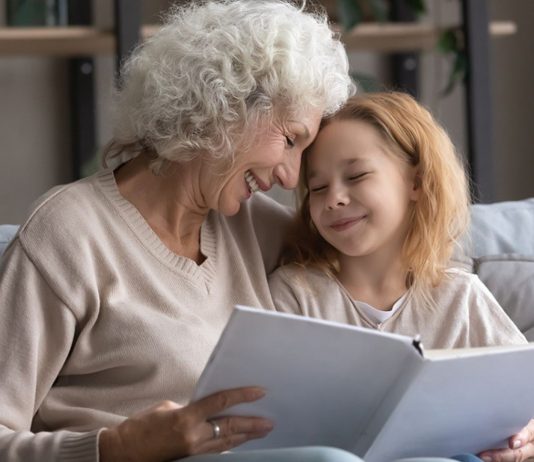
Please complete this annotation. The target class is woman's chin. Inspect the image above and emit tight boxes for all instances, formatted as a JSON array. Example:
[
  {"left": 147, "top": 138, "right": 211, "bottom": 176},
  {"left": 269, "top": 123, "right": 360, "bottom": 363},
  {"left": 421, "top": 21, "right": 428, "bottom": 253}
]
[{"left": 219, "top": 199, "right": 244, "bottom": 217}]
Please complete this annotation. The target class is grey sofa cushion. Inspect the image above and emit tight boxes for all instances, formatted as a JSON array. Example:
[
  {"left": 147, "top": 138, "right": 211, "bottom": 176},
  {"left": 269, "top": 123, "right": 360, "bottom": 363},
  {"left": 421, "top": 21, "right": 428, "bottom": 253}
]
[
  {"left": 475, "top": 254, "right": 534, "bottom": 342},
  {"left": 0, "top": 225, "right": 18, "bottom": 257},
  {"left": 470, "top": 198, "right": 534, "bottom": 257}
]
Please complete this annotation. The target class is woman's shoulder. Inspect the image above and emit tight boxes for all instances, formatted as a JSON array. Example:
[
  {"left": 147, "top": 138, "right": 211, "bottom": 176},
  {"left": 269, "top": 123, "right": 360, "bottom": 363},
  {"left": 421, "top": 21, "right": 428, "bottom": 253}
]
[
  {"left": 22, "top": 172, "right": 105, "bottom": 227},
  {"left": 17, "top": 170, "right": 115, "bottom": 254}
]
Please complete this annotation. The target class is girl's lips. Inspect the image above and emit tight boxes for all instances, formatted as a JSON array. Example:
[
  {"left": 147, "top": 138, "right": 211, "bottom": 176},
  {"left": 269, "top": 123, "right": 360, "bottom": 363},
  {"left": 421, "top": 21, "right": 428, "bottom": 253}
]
[{"left": 329, "top": 216, "right": 365, "bottom": 232}]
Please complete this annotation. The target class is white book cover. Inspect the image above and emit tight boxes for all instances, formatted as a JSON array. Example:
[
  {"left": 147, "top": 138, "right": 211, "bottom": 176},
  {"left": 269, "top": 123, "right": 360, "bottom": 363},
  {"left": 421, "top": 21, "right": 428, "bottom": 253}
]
[{"left": 192, "top": 306, "right": 534, "bottom": 461}]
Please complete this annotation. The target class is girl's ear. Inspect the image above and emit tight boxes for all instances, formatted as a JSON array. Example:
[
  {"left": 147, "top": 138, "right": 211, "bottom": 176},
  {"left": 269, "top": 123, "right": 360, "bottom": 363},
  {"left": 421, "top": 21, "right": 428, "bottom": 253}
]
[{"left": 409, "top": 171, "right": 421, "bottom": 201}]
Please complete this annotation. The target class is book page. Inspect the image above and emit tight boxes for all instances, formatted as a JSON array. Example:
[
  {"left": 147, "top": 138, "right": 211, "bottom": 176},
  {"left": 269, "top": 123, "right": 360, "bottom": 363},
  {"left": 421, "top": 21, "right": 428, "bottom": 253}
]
[
  {"left": 193, "top": 306, "right": 422, "bottom": 453},
  {"left": 364, "top": 345, "right": 534, "bottom": 462},
  {"left": 425, "top": 343, "right": 533, "bottom": 359}
]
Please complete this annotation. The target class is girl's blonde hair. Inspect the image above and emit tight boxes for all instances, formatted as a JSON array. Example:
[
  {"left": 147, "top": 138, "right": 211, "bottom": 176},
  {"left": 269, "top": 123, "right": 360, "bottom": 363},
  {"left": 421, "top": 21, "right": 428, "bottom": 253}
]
[{"left": 285, "top": 91, "right": 471, "bottom": 303}]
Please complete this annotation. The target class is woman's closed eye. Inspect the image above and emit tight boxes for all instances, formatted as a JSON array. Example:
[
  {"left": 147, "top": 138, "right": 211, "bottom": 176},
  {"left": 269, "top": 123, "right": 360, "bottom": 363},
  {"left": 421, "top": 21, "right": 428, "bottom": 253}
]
[{"left": 285, "top": 135, "right": 296, "bottom": 148}]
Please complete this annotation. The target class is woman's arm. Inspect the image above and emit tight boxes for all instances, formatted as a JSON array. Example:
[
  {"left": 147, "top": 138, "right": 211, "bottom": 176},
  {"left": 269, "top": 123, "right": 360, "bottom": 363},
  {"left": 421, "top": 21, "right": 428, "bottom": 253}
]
[
  {"left": 0, "top": 241, "right": 273, "bottom": 462},
  {"left": 99, "top": 387, "right": 272, "bottom": 461},
  {"left": 0, "top": 240, "right": 98, "bottom": 461}
]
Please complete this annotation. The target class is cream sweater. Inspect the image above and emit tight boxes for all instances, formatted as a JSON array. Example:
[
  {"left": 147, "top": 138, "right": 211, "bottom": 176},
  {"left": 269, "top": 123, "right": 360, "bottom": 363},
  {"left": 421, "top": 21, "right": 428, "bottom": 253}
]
[
  {"left": 0, "top": 169, "right": 292, "bottom": 462},
  {"left": 269, "top": 264, "right": 527, "bottom": 349}
]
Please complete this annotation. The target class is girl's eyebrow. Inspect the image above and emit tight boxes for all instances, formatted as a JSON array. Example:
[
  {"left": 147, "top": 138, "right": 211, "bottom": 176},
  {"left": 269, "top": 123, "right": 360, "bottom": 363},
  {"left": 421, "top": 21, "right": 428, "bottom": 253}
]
[{"left": 308, "top": 158, "right": 363, "bottom": 180}]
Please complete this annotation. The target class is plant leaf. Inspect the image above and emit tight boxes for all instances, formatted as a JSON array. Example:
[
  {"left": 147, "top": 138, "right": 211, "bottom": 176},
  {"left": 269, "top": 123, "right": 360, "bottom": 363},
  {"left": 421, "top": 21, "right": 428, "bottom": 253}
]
[
  {"left": 437, "top": 29, "right": 458, "bottom": 54},
  {"left": 405, "top": 0, "right": 426, "bottom": 17},
  {"left": 368, "top": 0, "right": 389, "bottom": 22},
  {"left": 337, "top": 0, "right": 363, "bottom": 30},
  {"left": 441, "top": 51, "right": 467, "bottom": 96},
  {"left": 351, "top": 71, "right": 382, "bottom": 93}
]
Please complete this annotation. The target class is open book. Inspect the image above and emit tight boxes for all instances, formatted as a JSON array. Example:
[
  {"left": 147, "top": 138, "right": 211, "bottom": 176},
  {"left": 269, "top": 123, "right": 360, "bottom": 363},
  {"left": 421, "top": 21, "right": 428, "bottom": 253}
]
[{"left": 192, "top": 306, "right": 534, "bottom": 462}]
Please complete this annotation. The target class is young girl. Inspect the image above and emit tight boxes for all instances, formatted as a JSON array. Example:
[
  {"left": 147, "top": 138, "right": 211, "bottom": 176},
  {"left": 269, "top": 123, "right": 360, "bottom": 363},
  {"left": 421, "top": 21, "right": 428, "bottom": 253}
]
[{"left": 269, "top": 92, "right": 527, "bottom": 350}]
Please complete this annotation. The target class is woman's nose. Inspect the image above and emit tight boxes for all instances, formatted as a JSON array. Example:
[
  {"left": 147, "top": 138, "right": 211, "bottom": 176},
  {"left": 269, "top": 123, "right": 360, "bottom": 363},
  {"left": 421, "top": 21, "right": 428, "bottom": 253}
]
[{"left": 274, "top": 152, "right": 302, "bottom": 190}]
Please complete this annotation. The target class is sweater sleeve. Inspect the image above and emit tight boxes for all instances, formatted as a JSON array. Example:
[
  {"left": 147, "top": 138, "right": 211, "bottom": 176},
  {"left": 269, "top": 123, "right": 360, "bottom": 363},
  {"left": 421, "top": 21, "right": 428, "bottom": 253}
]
[
  {"left": 246, "top": 193, "right": 295, "bottom": 274},
  {"left": 268, "top": 266, "right": 306, "bottom": 316},
  {"left": 0, "top": 240, "right": 101, "bottom": 462}
]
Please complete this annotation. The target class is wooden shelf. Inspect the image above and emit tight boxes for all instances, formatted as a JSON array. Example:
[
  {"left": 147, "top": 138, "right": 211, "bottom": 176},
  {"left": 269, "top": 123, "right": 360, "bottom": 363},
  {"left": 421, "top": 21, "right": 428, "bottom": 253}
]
[
  {"left": 340, "top": 21, "right": 517, "bottom": 52},
  {"left": 0, "top": 27, "right": 113, "bottom": 56},
  {"left": 0, "top": 21, "right": 517, "bottom": 57}
]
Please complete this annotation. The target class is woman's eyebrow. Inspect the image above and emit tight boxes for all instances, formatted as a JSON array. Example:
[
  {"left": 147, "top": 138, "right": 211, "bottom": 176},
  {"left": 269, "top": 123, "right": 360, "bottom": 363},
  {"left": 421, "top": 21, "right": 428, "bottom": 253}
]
[{"left": 289, "top": 121, "right": 311, "bottom": 139}]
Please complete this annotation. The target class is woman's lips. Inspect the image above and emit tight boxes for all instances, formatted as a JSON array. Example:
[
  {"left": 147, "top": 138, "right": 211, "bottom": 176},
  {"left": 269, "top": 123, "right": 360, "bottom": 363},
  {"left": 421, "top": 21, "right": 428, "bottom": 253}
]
[{"left": 329, "top": 216, "right": 365, "bottom": 232}]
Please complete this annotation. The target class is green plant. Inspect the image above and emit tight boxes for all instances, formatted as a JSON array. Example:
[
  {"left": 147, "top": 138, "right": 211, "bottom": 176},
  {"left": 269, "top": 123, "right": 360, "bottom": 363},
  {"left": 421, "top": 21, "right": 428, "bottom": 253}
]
[
  {"left": 437, "top": 27, "right": 467, "bottom": 95},
  {"left": 336, "top": 0, "right": 466, "bottom": 95}
]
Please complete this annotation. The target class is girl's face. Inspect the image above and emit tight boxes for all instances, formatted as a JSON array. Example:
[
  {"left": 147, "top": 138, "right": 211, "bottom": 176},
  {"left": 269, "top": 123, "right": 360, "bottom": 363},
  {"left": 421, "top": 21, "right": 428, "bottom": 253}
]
[
  {"left": 200, "top": 110, "right": 322, "bottom": 216},
  {"left": 307, "top": 119, "right": 419, "bottom": 263}
]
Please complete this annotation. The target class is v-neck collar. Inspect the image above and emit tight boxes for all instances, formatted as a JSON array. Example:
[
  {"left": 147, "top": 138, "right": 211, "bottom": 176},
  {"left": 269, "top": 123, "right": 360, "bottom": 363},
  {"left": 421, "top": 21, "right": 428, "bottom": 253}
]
[{"left": 97, "top": 168, "right": 217, "bottom": 292}]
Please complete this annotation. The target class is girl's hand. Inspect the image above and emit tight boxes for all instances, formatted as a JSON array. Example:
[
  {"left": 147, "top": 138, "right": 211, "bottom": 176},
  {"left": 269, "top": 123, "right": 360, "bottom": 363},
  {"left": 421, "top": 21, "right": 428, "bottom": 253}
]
[
  {"left": 478, "top": 419, "right": 534, "bottom": 462},
  {"left": 99, "top": 386, "right": 273, "bottom": 462}
]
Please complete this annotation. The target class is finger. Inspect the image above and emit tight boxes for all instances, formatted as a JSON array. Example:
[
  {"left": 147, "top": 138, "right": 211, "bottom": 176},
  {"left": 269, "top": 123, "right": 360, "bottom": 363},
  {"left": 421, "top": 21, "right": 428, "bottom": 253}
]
[
  {"left": 479, "top": 442, "right": 534, "bottom": 462},
  {"left": 194, "top": 428, "right": 273, "bottom": 455},
  {"left": 509, "top": 419, "right": 534, "bottom": 449},
  {"left": 208, "top": 416, "right": 273, "bottom": 440},
  {"left": 189, "top": 387, "right": 266, "bottom": 418}
]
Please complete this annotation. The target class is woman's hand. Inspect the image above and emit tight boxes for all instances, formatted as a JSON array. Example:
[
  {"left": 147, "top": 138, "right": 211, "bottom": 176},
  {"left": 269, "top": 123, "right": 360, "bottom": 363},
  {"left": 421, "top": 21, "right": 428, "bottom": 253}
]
[
  {"left": 99, "top": 386, "right": 273, "bottom": 462},
  {"left": 478, "top": 419, "right": 534, "bottom": 462}
]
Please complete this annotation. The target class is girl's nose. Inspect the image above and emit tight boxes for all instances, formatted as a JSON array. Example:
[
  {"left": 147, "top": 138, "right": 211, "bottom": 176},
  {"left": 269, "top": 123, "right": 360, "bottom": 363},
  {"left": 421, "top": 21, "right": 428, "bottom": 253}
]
[{"left": 326, "top": 185, "right": 349, "bottom": 210}]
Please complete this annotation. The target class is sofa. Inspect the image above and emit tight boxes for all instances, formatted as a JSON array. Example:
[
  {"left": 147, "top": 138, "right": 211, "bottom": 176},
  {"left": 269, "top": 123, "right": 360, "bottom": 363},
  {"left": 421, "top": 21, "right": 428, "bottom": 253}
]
[{"left": 460, "top": 197, "right": 534, "bottom": 341}]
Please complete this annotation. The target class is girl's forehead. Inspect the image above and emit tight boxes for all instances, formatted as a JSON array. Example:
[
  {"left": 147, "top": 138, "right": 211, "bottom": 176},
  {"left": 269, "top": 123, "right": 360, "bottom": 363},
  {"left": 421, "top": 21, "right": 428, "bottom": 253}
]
[{"left": 308, "top": 121, "right": 385, "bottom": 164}]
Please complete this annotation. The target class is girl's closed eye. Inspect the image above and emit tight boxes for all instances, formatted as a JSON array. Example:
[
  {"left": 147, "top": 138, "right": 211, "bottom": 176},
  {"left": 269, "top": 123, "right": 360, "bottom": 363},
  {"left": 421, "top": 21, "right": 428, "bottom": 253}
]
[
  {"left": 309, "top": 183, "right": 327, "bottom": 193},
  {"left": 347, "top": 172, "right": 369, "bottom": 182}
]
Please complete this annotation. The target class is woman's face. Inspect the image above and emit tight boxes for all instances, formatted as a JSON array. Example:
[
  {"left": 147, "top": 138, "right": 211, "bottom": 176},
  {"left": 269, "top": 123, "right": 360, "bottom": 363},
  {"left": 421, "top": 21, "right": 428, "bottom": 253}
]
[
  {"left": 307, "top": 118, "right": 419, "bottom": 263},
  {"left": 201, "top": 110, "right": 322, "bottom": 216}
]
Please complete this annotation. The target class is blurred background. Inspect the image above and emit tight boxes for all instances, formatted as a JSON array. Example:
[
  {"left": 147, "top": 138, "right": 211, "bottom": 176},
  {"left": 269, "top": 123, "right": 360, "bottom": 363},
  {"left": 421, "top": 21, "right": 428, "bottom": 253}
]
[{"left": 0, "top": 0, "right": 533, "bottom": 224}]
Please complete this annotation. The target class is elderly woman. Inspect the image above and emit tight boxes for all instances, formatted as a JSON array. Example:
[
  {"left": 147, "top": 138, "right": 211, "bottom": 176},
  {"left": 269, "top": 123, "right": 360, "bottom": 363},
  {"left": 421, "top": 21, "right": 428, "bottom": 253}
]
[{"left": 0, "top": 1, "right": 356, "bottom": 462}]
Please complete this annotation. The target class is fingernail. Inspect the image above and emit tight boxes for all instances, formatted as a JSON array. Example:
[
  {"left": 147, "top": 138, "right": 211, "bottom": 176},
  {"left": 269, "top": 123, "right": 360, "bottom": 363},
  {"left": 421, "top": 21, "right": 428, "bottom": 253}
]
[
  {"left": 480, "top": 456, "right": 492, "bottom": 462},
  {"left": 249, "top": 388, "right": 266, "bottom": 399},
  {"left": 261, "top": 421, "right": 273, "bottom": 431},
  {"left": 512, "top": 438, "right": 522, "bottom": 449}
]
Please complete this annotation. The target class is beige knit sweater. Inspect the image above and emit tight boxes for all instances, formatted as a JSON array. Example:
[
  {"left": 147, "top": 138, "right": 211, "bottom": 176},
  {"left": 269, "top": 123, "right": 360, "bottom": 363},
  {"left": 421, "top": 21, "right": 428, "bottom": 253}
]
[
  {"left": 0, "top": 169, "right": 292, "bottom": 462},
  {"left": 269, "top": 264, "right": 527, "bottom": 349}
]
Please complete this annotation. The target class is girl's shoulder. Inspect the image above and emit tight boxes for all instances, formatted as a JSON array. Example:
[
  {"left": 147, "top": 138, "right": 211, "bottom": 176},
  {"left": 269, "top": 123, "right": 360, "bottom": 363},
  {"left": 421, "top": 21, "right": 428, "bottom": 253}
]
[
  {"left": 433, "top": 266, "right": 495, "bottom": 306},
  {"left": 270, "top": 262, "right": 332, "bottom": 286},
  {"left": 442, "top": 266, "right": 478, "bottom": 283}
]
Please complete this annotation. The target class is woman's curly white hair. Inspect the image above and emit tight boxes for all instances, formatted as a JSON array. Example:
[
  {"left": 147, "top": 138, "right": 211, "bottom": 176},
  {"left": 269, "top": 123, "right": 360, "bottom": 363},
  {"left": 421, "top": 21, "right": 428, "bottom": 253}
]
[{"left": 105, "top": 0, "right": 354, "bottom": 172}]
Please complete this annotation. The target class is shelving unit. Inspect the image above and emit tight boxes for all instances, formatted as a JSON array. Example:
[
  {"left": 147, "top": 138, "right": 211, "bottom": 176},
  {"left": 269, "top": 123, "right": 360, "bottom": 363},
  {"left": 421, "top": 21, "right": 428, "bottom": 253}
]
[
  {"left": 0, "top": 0, "right": 516, "bottom": 200},
  {"left": 0, "top": 21, "right": 516, "bottom": 56}
]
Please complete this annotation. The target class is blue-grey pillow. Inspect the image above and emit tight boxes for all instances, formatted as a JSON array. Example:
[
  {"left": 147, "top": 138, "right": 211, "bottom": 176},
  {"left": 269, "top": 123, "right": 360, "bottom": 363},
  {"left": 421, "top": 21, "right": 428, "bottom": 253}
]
[
  {"left": 470, "top": 198, "right": 534, "bottom": 257},
  {"left": 475, "top": 254, "right": 534, "bottom": 342},
  {"left": 0, "top": 224, "right": 19, "bottom": 257}
]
